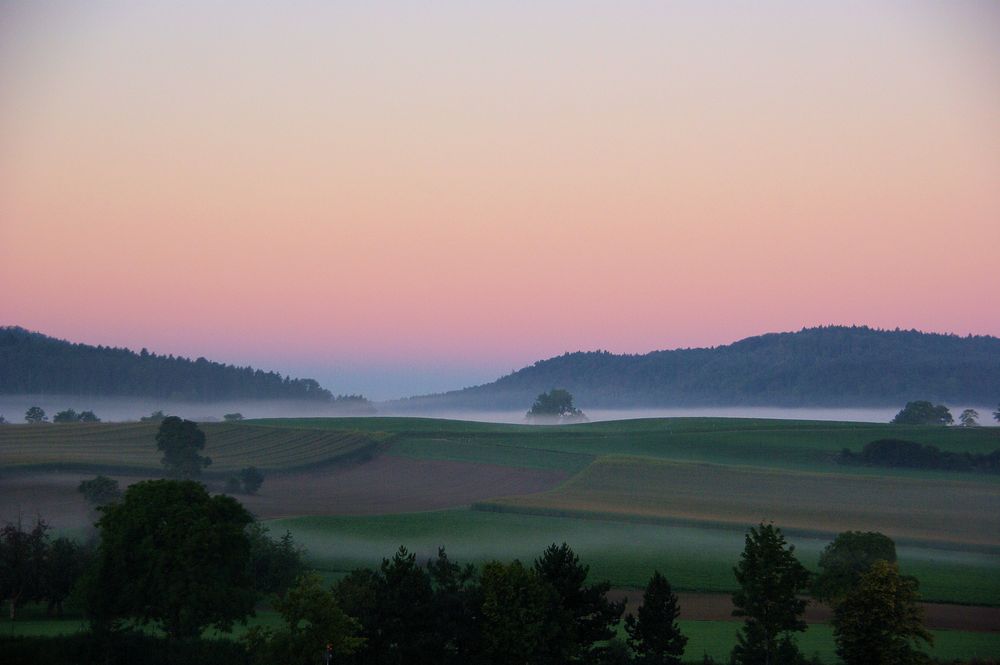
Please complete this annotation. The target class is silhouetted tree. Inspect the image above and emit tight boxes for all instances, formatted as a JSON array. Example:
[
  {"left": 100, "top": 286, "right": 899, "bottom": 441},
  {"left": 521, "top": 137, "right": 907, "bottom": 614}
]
[
  {"left": 53, "top": 409, "right": 80, "bottom": 423},
  {"left": 246, "top": 523, "right": 305, "bottom": 598},
  {"left": 527, "top": 389, "right": 587, "bottom": 423},
  {"left": 959, "top": 409, "right": 979, "bottom": 427},
  {"left": 140, "top": 409, "right": 167, "bottom": 423},
  {"left": 155, "top": 416, "right": 211, "bottom": 478},
  {"left": 626, "top": 570, "right": 687, "bottom": 665},
  {"left": 224, "top": 412, "right": 244, "bottom": 422},
  {"left": 24, "top": 406, "right": 47, "bottom": 423},
  {"left": 813, "top": 531, "right": 896, "bottom": 603},
  {"left": 478, "top": 559, "right": 560, "bottom": 665},
  {"left": 0, "top": 517, "right": 49, "bottom": 619},
  {"left": 77, "top": 475, "right": 122, "bottom": 506},
  {"left": 426, "top": 548, "right": 479, "bottom": 664},
  {"left": 832, "top": 561, "right": 932, "bottom": 665},
  {"left": 78, "top": 410, "right": 100, "bottom": 422},
  {"left": 243, "top": 573, "right": 362, "bottom": 665},
  {"left": 240, "top": 466, "right": 265, "bottom": 494},
  {"left": 891, "top": 401, "right": 953, "bottom": 425},
  {"left": 42, "top": 536, "right": 91, "bottom": 617},
  {"left": 534, "top": 542, "right": 624, "bottom": 663},
  {"left": 86, "top": 479, "right": 255, "bottom": 639},
  {"left": 731, "top": 523, "right": 811, "bottom": 665}
]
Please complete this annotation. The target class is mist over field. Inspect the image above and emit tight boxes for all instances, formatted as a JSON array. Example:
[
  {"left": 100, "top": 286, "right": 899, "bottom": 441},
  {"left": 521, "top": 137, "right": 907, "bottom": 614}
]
[
  {"left": 2, "top": 394, "right": 996, "bottom": 425},
  {"left": 0, "top": 395, "right": 372, "bottom": 423}
]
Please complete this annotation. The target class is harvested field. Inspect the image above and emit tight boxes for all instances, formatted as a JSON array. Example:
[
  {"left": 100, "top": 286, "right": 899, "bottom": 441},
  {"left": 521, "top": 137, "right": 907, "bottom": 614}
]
[
  {"left": 484, "top": 456, "right": 1000, "bottom": 547},
  {"left": 0, "top": 422, "right": 381, "bottom": 472},
  {"left": 237, "top": 456, "right": 569, "bottom": 519},
  {"left": 0, "top": 456, "right": 569, "bottom": 529}
]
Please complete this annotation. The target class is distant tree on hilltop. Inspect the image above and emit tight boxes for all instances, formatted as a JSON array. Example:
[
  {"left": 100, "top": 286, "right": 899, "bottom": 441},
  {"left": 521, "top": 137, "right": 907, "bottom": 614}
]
[
  {"left": 959, "top": 409, "right": 979, "bottom": 427},
  {"left": 891, "top": 400, "right": 953, "bottom": 425},
  {"left": 527, "top": 389, "right": 587, "bottom": 423},
  {"left": 24, "top": 406, "right": 47, "bottom": 423}
]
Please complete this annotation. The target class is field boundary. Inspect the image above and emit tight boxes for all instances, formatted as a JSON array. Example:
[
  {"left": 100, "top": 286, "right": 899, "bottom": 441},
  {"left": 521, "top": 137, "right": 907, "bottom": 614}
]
[{"left": 470, "top": 501, "right": 1000, "bottom": 556}]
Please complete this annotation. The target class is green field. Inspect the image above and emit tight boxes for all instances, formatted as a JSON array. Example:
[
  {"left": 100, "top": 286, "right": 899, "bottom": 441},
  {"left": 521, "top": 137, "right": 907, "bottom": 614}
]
[
  {"left": 258, "top": 415, "right": 1000, "bottom": 478},
  {"left": 6, "top": 608, "right": 998, "bottom": 663},
  {"left": 4, "top": 416, "right": 999, "bottom": 613},
  {"left": 266, "top": 509, "right": 1000, "bottom": 605},
  {"left": 0, "top": 421, "right": 383, "bottom": 473}
]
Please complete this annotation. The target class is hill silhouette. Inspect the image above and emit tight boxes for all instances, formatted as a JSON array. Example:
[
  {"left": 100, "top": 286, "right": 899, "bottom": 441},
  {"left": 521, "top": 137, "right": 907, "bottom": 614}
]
[
  {"left": 394, "top": 326, "right": 1000, "bottom": 410},
  {"left": 0, "top": 326, "right": 364, "bottom": 404}
]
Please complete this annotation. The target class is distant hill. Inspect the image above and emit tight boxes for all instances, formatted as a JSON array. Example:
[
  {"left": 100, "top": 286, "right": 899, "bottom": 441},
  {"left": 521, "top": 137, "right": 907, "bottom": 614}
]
[
  {"left": 394, "top": 326, "right": 1000, "bottom": 410},
  {"left": 0, "top": 326, "right": 367, "bottom": 405}
]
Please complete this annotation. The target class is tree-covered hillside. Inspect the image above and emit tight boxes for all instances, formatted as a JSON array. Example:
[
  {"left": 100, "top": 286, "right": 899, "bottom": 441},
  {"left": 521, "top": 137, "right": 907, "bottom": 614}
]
[
  {"left": 396, "top": 326, "right": 1000, "bottom": 409},
  {"left": 0, "top": 327, "right": 354, "bottom": 402}
]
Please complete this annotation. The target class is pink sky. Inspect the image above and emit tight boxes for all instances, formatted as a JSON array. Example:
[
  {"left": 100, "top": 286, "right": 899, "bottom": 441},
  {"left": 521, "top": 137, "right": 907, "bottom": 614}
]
[{"left": 2, "top": 2, "right": 999, "bottom": 397}]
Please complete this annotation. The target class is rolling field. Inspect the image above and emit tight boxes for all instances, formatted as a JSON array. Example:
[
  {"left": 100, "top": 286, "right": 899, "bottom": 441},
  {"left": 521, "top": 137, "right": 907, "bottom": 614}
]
[
  {"left": 481, "top": 456, "right": 1000, "bottom": 547},
  {"left": 268, "top": 509, "right": 1000, "bottom": 606},
  {"left": 257, "top": 415, "right": 1000, "bottom": 478},
  {"left": 3, "top": 416, "right": 999, "bottom": 630},
  {"left": 0, "top": 421, "right": 383, "bottom": 473}
]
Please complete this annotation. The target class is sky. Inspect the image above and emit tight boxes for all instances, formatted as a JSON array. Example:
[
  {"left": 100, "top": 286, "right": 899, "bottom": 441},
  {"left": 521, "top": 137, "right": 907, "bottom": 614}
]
[{"left": 1, "top": 1, "right": 999, "bottom": 399}]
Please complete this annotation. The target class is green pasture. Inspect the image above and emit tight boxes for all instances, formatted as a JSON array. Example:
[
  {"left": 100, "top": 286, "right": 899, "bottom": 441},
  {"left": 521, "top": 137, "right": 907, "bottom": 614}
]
[
  {"left": 254, "top": 416, "right": 1000, "bottom": 478},
  {"left": 267, "top": 509, "right": 1000, "bottom": 606},
  {"left": 5, "top": 609, "right": 998, "bottom": 663},
  {"left": 0, "top": 422, "right": 381, "bottom": 473},
  {"left": 676, "top": 621, "right": 1000, "bottom": 662}
]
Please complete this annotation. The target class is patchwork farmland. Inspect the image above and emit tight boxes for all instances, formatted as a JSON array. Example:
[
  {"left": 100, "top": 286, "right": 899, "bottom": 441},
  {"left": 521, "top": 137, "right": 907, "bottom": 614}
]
[{"left": 2, "top": 416, "right": 998, "bottom": 659}]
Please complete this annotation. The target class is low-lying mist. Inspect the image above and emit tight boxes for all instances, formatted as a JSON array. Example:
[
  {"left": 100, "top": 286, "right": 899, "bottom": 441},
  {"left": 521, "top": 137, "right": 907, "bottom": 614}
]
[
  {"left": 0, "top": 395, "right": 370, "bottom": 423},
  {"left": 1, "top": 395, "right": 994, "bottom": 425}
]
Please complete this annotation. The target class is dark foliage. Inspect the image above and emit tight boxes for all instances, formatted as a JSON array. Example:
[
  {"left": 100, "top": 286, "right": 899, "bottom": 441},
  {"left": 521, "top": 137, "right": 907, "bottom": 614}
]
[
  {"left": 0, "top": 326, "right": 339, "bottom": 402},
  {"left": 891, "top": 400, "right": 953, "bottom": 425},
  {"left": 77, "top": 475, "right": 123, "bottom": 506},
  {"left": 0, "top": 518, "right": 49, "bottom": 619},
  {"left": 396, "top": 326, "right": 1000, "bottom": 409},
  {"left": 533, "top": 542, "right": 624, "bottom": 663},
  {"left": 527, "top": 389, "right": 587, "bottom": 423},
  {"left": 245, "top": 523, "right": 305, "bottom": 598},
  {"left": 239, "top": 466, "right": 265, "bottom": 494},
  {"left": 53, "top": 409, "right": 101, "bottom": 423},
  {"left": 155, "top": 416, "right": 211, "bottom": 478},
  {"left": 86, "top": 480, "right": 255, "bottom": 640},
  {"left": 832, "top": 561, "right": 932, "bottom": 665},
  {"left": 839, "top": 439, "right": 1000, "bottom": 473},
  {"left": 24, "top": 406, "right": 47, "bottom": 423},
  {"left": 0, "top": 633, "right": 251, "bottom": 665},
  {"left": 625, "top": 570, "right": 687, "bottom": 665},
  {"left": 732, "top": 523, "right": 811, "bottom": 665},
  {"left": 813, "top": 531, "right": 897, "bottom": 603},
  {"left": 42, "top": 537, "right": 92, "bottom": 617}
]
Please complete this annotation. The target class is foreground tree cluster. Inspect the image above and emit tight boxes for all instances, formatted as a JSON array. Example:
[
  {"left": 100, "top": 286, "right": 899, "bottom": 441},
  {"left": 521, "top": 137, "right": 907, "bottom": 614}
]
[{"left": 2, "top": 479, "right": 938, "bottom": 665}]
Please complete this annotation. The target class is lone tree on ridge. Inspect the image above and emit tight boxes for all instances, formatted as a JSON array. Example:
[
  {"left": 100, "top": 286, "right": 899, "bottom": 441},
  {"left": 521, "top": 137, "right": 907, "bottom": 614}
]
[{"left": 527, "top": 389, "right": 587, "bottom": 423}]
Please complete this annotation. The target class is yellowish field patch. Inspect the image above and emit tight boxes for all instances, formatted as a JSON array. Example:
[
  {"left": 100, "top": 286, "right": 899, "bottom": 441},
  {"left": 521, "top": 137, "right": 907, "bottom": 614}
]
[{"left": 486, "top": 456, "right": 1000, "bottom": 547}]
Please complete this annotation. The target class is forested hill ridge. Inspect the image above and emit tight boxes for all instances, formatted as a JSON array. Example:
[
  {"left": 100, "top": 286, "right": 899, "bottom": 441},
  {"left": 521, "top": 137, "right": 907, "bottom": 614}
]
[
  {"left": 0, "top": 326, "right": 361, "bottom": 403},
  {"left": 396, "top": 326, "right": 1000, "bottom": 410}
]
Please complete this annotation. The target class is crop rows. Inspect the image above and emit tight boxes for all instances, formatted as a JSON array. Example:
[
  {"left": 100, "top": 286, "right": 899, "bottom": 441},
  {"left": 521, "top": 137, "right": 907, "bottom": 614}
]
[{"left": 0, "top": 422, "right": 380, "bottom": 472}]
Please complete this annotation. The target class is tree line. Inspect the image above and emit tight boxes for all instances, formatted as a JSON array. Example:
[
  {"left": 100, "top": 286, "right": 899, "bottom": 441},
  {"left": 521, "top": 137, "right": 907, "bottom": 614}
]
[
  {"left": 0, "top": 326, "right": 352, "bottom": 402},
  {"left": 408, "top": 326, "right": 1000, "bottom": 409},
  {"left": 2, "top": 481, "right": 936, "bottom": 665}
]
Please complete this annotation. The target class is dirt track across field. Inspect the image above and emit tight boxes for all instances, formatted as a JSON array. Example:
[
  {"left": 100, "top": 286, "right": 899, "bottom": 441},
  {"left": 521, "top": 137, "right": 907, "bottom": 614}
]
[
  {"left": 609, "top": 590, "right": 1000, "bottom": 632},
  {"left": 0, "top": 456, "right": 569, "bottom": 528}
]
